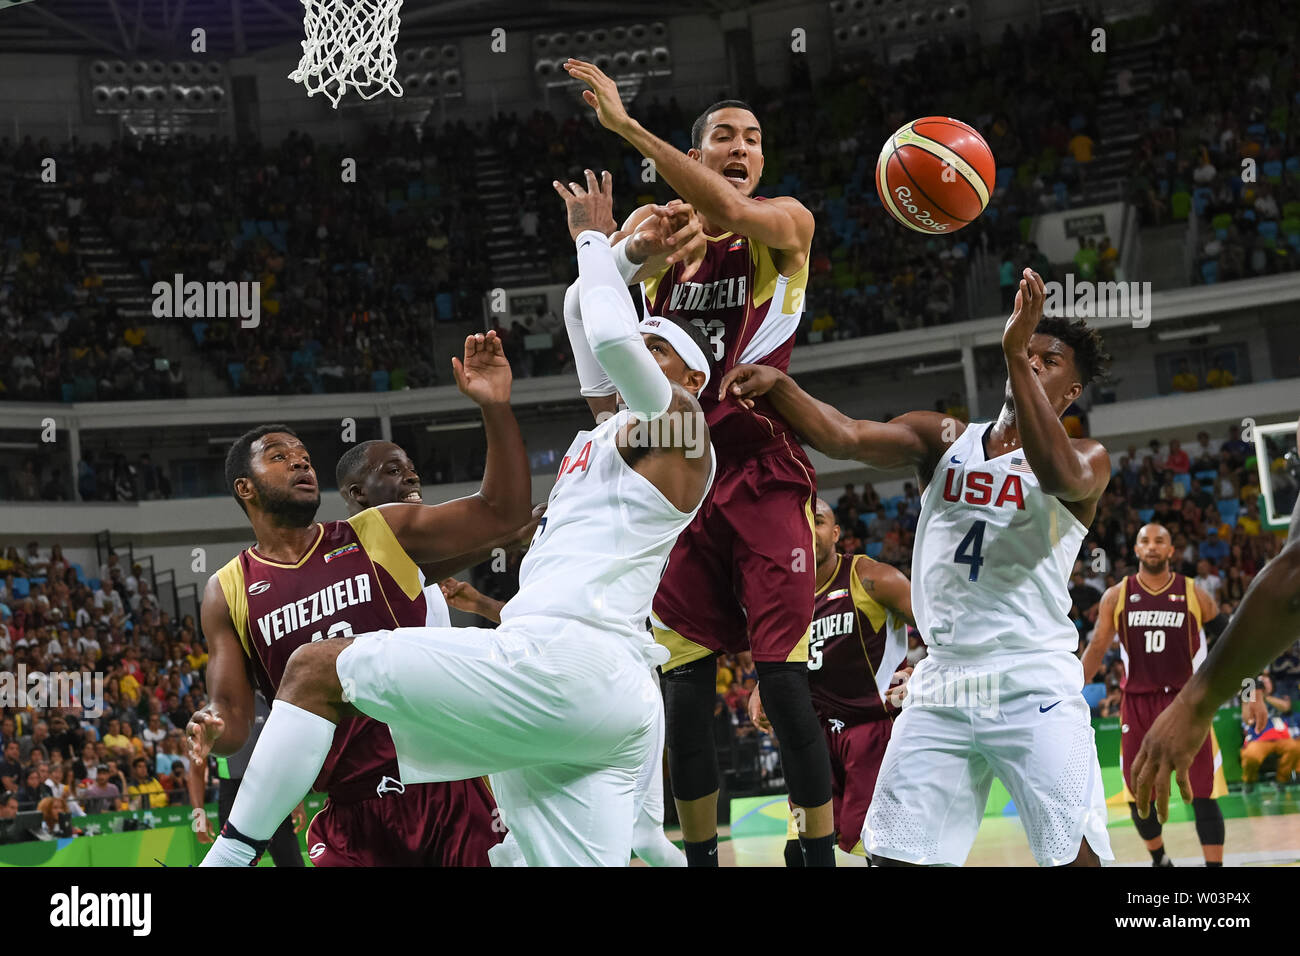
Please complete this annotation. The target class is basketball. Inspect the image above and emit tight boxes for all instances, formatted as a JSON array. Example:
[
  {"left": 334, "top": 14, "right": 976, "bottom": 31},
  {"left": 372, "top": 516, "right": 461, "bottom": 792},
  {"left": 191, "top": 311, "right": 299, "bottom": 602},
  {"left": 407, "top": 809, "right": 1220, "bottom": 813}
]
[{"left": 875, "top": 116, "right": 995, "bottom": 234}]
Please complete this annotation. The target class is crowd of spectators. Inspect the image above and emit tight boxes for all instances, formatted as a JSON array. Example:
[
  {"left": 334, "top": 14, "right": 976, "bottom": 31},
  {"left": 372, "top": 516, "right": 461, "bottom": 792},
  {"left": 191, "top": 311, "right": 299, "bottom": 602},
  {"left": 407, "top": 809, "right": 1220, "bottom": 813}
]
[
  {"left": 0, "top": 542, "right": 211, "bottom": 843},
  {"left": 1125, "top": 0, "right": 1300, "bottom": 284}
]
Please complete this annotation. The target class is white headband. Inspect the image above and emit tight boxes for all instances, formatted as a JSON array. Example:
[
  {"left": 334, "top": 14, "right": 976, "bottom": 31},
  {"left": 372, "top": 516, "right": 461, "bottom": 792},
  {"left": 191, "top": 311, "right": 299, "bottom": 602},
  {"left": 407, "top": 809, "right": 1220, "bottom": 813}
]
[{"left": 638, "top": 315, "right": 711, "bottom": 391}]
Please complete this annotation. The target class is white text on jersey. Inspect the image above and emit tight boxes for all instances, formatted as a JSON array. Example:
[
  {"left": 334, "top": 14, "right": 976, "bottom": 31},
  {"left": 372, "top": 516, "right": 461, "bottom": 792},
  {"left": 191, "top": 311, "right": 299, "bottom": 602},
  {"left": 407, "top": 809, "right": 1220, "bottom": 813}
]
[
  {"left": 812, "top": 611, "right": 855, "bottom": 643},
  {"left": 669, "top": 276, "right": 747, "bottom": 312},
  {"left": 1127, "top": 610, "right": 1186, "bottom": 628},
  {"left": 256, "top": 574, "right": 372, "bottom": 645},
  {"left": 941, "top": 469, "right": 1026, "bottom": 510}
]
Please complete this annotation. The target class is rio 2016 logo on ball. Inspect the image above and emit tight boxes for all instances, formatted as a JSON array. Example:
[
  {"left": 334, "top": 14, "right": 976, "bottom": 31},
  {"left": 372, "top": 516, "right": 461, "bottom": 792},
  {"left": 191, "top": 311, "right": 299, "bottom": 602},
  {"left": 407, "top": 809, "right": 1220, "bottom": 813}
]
[{"left": 875, "top": 117, "right": 995, "bottom": 234}]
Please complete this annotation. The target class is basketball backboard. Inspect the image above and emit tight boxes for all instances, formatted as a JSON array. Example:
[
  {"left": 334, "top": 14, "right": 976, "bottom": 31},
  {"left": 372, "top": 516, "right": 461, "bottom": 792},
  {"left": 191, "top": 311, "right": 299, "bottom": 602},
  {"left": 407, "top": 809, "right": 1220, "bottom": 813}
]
[{"left": 1253, "top": 420, "right": 1299, "bottom": 528}]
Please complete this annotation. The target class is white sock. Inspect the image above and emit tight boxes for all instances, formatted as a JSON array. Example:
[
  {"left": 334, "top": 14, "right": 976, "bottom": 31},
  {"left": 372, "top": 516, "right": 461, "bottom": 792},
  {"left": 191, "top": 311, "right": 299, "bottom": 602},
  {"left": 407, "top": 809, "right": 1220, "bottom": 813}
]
[{"left": 200, "top": 700, "right": 335, "bottom": 867}]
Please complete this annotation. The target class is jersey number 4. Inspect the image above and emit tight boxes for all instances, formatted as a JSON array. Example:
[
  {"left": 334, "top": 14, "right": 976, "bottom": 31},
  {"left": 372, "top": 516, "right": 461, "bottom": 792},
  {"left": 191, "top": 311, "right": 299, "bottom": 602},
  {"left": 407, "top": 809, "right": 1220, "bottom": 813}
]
[
  {"left": 689, "top": 318, "right": 726, "bottom": 361},
  {"left": 953, "top": 520, "right": 986, "bottom": 582}
]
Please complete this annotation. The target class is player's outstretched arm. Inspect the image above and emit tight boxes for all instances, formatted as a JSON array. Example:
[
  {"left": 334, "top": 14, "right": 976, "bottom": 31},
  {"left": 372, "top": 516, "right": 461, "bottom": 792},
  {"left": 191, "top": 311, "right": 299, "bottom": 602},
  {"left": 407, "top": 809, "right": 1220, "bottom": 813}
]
[
  {"left": 381, "top": 333, "right": 533, "bottom": 565},
  {"left": 564, "top": 59, "right": 813, "bottom": 260},
  {"left": 1080, "top": 584, "right": 1121, "bottom": 681},
  {"left": 1002, "top": 270, "right": 1109, "bottom": 505},
  {"left": 187, "top": 574, "right": 255, "bottom": 760},
  {"left": 1132, "top": 535, "right": 1300, "bottom": 821},
  {"left": 720, "top": 364, "right": 955, "bottom": 473},
  {"left": 416, "top": 503, "right": 546, "bottom": 582}
]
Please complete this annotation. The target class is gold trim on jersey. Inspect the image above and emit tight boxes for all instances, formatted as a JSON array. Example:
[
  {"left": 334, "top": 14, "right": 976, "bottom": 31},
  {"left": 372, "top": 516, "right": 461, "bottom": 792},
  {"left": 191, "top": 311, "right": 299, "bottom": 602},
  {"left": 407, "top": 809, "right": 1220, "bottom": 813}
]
[
  {"left": 814, "top": 555, "right": 843, "bottom": 598},
  {"left": 215, "top": 557, "right": 253, "bottom": 658},
  {"left": 848, "top": 554, "right": 889, "bottom": 634},
  {"left": 1185, "top": 576, "right": 1204, "bottom": 630},
  {"left": 1135, "top": 571, "right": 1178, "bottom": 597},
  {"left": 347, "top": 508, "right": 423, "bottom": 602},
  {"left": 247, "top": 523, "right": 325, "bottom": 569},
  {"left": 1113, "top": 576, "right": 1127, "bottom": 632},
  {"left": 749, "top": 233, "right": 810, "bottom": 308},
  {"left": 783, "top": 495, "right": 817, "bottom": 664},
  {"left": 652, "top": 618, "right": 715, "bottom": 672}
]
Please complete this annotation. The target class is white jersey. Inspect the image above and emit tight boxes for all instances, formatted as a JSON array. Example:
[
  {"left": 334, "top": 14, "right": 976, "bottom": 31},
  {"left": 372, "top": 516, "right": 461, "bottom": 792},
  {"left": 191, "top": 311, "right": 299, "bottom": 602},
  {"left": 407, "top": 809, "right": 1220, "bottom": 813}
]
[
  {"left": 501, "top": 408, "right": 715, "bottom": 660},
  {"left": 912, "top": 422, "right": 1087, "bottom": 660},
  {"left": 416, "top": 571, "right": 451, "bottom": 628}
]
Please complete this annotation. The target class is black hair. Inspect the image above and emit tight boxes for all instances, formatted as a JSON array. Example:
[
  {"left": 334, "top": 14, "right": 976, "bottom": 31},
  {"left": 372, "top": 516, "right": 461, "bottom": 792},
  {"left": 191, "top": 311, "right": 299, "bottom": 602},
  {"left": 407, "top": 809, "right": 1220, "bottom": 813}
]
[
  {"left": 648, "top": 316, "right": 714, "bottom": 372},
  {"left": 223, "top": 424, "right": 298, "bottom": 514},
  {"left": 1034, "top": 316, "right": 1111, "bottom": 388},
  {"left": 335, "top": 440, "right": 388, "bottom": 492},
  {"left": 691, "top": 99, "right": 758, "bottom": 150}
]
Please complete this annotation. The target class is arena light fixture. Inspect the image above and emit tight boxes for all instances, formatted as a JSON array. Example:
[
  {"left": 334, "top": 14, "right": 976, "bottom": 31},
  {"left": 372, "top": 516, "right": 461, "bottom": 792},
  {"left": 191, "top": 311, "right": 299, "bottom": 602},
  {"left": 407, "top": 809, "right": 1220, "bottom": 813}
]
[
  {"left": 649, "top": 22, "right": 666, "bottom": 41},
  {"left": 1156, "top": 323, "right": 1222, "bottom": 341},
  {"left": 535, "top": 58, "right": 556, "bottom": 78},
  {"left": 441, "top": 69, "right": 461, "bottom": 90},
  {"left": 650, "top": 47, "right": 670, "bottom": 66},
  {"left": 630, "top": 48, "right": 649, "bottom": 67},
  {"left": 911, "top": 360, "right": 965, "bottom": 375},
  {"left": 629, "top": 23, "right": 647, "bottom": 44},
  {"left": 425, "top": 420, "right": 483, "bottom": 432},
  {"left": 439, "top": 43, "right": 458, "bottom": 64}
]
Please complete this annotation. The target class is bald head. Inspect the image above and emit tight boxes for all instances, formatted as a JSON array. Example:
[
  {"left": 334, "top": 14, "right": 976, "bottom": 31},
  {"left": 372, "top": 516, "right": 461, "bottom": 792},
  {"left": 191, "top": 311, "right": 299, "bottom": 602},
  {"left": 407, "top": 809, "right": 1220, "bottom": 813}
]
[
  {"left": 336, "top": 441, "right": 422, "bottom": 514},
  {"left": 1134, "top": 523, "right": 1174, "bottom": 575},
  {"left": 813, "top": 497, "right": 840, "bottom": 566}
]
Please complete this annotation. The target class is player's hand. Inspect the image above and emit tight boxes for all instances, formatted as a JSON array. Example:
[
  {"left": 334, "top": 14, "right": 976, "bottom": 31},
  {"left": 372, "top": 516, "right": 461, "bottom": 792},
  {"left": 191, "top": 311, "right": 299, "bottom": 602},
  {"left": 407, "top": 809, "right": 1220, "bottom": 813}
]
[
  {"left": 439, "top": 577, "right": 486, "bottom": 614},
  {"left": 563, "top": 59, "right": 633, "bottom": 136},
  {"left": 1001, "top": 268, "right": 1046, "bottom": 359},
  {"left": 629, "top": 201, "right": 707, "bottom": 281},
  {"left": 553, "top": 169, "right": 616, "bottom": 242},
  {"left": 748, "top": 684, "right": 772, "bottom": 733},
  {"left": 193, "top": 808, "right": 213, "bottom": 844},
  {"left": 718, "top": 363, "right": 784, "bottom": 407},
  {"left": 186, "top": 707, "right": 224, "bottom": 763},
  {"left": 452, "top": 331, "right": 512, "bottom": 405},
  {"left": 1243, "top": 696, "right": 1269, "bottom": 734},
  {"left": 1130, "top": 692, "right": 1209, "bottom": 824},
  {"left": 292, "top": 801, "right": 307, "bottom": 834},
  {"left": 885, "top": 666, "right": 913, "bottom": 708},
  {"left": 510, "top": 503, "right": 547, "bottom": 551}
]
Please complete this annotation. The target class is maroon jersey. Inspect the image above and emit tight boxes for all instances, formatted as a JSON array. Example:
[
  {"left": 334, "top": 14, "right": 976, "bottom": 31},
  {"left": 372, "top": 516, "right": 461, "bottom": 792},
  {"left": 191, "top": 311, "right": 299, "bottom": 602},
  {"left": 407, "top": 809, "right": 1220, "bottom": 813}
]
[
  {"left": 1114, "top": 573, "right": 1206, "bottom": 694},
  {"left": 641, "top": 207, "right": 811, "bottom": 463},
  {"left": 215, "top": 510, "right": 429, "bottom": 795},
  {"left": 808, "top": 554, "right": 908, "bottom": 726}
]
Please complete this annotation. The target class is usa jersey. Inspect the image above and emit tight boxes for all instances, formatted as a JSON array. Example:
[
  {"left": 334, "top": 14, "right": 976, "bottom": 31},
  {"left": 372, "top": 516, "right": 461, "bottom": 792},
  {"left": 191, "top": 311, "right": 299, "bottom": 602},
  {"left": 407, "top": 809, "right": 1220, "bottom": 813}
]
[
  {"left": 809, "top": 554, "right": 909, "bottom": 726},
  {"left": 215, "top": 510, "right": 430, "bottom": 794},
  {"left": 1114, "top": 573, "right": 1205, "bottom": 694},
  {"left": 500, "top": 408, "right": 715, "bottom": 657},
  {"left": 641, "top": 211, "right": 809, "bottom": 461},
  {"left": 912, "top": 423, "right": 1086, "bottom": 659}
]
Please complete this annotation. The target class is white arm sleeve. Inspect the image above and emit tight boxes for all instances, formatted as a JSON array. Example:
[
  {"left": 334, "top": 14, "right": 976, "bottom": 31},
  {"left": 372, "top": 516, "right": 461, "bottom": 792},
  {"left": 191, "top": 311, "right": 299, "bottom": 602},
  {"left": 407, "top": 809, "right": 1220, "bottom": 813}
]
[
  {"left": 575, "top": 230, "right": 673, "bottom": 421},
  {"left": 562, "top": 280, "right": 616, "bottom": 397}
]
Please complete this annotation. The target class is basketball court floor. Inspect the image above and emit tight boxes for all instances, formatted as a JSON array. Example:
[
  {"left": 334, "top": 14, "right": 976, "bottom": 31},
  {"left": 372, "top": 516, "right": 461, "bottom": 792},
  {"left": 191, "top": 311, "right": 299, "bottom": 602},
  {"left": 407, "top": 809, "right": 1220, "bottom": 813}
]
[{"left": 662, "top": 779, "right": 1300, "bottom": 867}]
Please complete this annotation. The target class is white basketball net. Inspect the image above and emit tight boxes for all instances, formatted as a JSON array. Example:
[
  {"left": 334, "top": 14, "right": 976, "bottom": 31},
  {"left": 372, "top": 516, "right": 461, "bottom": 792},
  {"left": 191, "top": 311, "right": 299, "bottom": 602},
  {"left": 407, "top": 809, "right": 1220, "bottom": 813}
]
[{"left": 289, "top": 0, "right": 404, "bottom": 108}]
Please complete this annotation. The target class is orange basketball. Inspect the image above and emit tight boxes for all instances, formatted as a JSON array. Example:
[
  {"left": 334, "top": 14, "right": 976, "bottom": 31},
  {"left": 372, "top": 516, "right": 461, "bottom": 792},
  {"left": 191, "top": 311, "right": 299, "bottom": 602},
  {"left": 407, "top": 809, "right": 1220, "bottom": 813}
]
[{"left": 875, "top": 116, "right": 995, "bottom": 234}]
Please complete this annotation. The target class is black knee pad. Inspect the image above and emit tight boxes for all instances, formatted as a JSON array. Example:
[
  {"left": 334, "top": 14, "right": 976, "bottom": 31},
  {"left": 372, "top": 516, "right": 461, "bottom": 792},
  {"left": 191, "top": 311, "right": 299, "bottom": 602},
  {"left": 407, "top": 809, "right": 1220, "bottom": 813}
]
[
  {"left": 754, "top": 661, "right": 832, "bottom": 808},
  {"left": 1128, "top": 801, "right": 1163, "bottom": 841},
  {"left": 663, "top": 656, "right": 721, "bottom": 801},
  {"left": 1192, "top": 798, "right": 1224, "bottom": 846}
]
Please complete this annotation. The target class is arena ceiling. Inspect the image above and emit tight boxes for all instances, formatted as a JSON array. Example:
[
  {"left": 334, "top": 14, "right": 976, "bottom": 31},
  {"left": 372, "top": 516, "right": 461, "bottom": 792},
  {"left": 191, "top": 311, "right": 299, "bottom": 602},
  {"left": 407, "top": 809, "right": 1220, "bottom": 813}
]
[{"left": 0, "top": 0, "right": 753, "bottom": 56}]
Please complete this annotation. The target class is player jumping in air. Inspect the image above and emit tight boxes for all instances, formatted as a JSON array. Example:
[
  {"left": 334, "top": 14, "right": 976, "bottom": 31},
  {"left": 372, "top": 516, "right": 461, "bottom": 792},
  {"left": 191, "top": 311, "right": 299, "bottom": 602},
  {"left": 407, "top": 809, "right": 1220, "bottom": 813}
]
[
  {"left": 188, "top": 331, "right": 533, "bottom": 866},
  {"left": 723, "top": 270, "right": 1116, "bottom": 866},
  {"left": 750, "top": 497, "right": 914, "bottom": 865},
  {"left": 201, "top": 199, "right": 716, "bottom": 866},
  {"left": 1080, "top": 524, "right": 1226, "bottom": 866},
  {"left": 564, "top": 59, "right": 836, "bottom": 866},
  {"left": 1133, "top": 417, "right": 1300, "bottom": 823}
]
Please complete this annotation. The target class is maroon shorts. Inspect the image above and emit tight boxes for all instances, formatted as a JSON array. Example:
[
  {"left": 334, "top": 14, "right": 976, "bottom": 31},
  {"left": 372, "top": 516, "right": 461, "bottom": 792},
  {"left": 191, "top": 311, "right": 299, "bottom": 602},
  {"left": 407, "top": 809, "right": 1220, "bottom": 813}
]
[
  {"left": 652, "top": 439, "right": 816, "bottom": 668},
  {"left": 826, "top": 718, "right": 894, "bottom": 854},
  {"left": 1121, "top": 690, "right": 1222, "bottom": 800},
  {"left": 306, "top": 778, "right": 502, "bottom": 867}
]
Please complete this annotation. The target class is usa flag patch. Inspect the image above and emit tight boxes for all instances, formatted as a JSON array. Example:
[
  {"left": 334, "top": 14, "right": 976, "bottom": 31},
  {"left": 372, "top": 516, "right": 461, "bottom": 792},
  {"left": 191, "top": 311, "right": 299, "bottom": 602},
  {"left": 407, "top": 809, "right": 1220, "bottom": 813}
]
[{"left": 1010, "top": 456, "right": 1035, "bottom": 474}]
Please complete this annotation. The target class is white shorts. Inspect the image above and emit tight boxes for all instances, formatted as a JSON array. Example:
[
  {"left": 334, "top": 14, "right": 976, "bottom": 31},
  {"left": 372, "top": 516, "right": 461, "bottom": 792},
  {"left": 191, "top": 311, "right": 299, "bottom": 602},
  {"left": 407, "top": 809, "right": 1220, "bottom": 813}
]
[
  {"left": 863, "top": 651, "right": 1113, "bottom": 867},
  {"left": 337, "top": 617, "right": 660, "bottom": 866}
]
